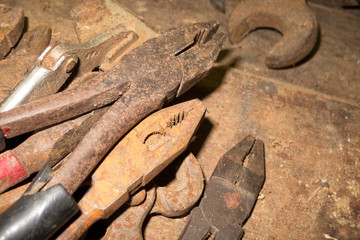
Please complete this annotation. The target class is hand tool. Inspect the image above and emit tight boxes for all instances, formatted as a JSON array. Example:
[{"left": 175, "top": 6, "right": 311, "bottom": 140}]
[
  {"left": 0, "top": 0, "right": 159, "bottom": 151},
  {"left": 0, "top": 23, "right": 136, "bottom": 112},
  {"left": 0, "top": 4, "right": 24, "bottom": 59},
  {"left": 0, "top": 71, "right": 129, "bottom": 151},
  {"left": 52, "top": 99, "right": 205, "bottom": 240},
  {"left": 70, "top": 0, "right": 156, "bottom": 65},
  {"left": 180, "top": 135, "right": 265, "bottom": 240},
  {"left": 0, "top": 0, "right": 158, "bottom": 189},
  {"left": 41, "top": 21, "right": 225, "bottom": 196},
  {"left": 0, "top": 99, "right": 204, "bottom": 240},
  {"left": 0, "top": 0, "right": 157, "bottom": 181},
  {"left": 0, "top": 0, "right": 156, "bottom": 112},
  {"left": 0, "top": 167, "right": 79, "bottom": 240},
  {"left": 227, "top": 0, "right": 318, "bottom": 68},
  {"left": 102, "top": 152, "right": 204, "bottom": 240},
  {"left": 0, "top": 107, "right": 108, "bottom": 193}
]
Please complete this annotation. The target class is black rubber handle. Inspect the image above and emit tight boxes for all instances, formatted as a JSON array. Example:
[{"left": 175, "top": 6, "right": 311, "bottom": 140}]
[{"left": 0, "top": 184, "right": 79, "bottom": 240}]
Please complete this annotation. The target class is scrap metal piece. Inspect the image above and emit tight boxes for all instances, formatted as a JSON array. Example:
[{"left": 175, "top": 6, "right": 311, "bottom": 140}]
[
  {"left": 55, "top": 99, "right": 206, "bottom": 240},
  {"left": 103, "top": 152, "right": 204, "bottom": 240},
  {"left": 227, "top": 0, "right": 318, "bottom": 68},
  {"left": 0, "top": 4, "right": 24, "bottom": 59},
  {"left": 42, "top": 21, "right": 225, "bottom": 196},
  {"left": 180, "top": 135, "right": 265, "bottom": 240},
  {"left": 0, "top": 24, "right": 136, "bottom": 112}
]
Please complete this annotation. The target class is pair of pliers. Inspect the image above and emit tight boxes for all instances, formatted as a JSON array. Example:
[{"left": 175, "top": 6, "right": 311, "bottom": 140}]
[
  {"left": 94, "top": 152, "right": 204, "bottom": 240},
  {"left": 181, "top": 135, "right": 265, "bottom": 239},
  {"left": 55, "top": 99, "right": 206, "bottom": 240},
  {"left": 0, "top": 21, "right": 225, "bottom": 193},
  {"left": 0, "top": 99, "right": 206, "bottom": 240}
]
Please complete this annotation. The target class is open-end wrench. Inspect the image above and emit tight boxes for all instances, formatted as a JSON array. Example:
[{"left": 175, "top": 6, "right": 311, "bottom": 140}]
[
  {"left": 227, "top": 0, "right": 318, "bottom": 68},
  {"left": 56, "top": 99, "right": 206, "bottom": 240},
  {"left": 180, "top": 135, "right": 265, "bottom": 240},
  {"left": 103, "top": 152, "right": 204, "bottom": 240},
  {"left": 41, "top": 21, "right": 225, "bottom": 196},
  {"left": 0, "top": 23, "right": 136, "bottom": 112},
  {"left": 0, "top": 4, "right": 24, "bottom": 59}
]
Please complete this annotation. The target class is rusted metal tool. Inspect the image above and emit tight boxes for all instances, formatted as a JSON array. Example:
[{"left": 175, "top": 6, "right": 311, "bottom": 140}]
[
  {"left": 55, "top": 99, "right": 205, "bottom": 239},
  {"left": 0, "top": 4, "right": 24, "bottom": 59},
  {"left": 227, "top": 0, "right": 318, "bottom": 68},
  {"left": 0, "top": 72, "right": 129, "bottom": 150},
  {"left": 0, "top": 0, "right": 157, "bottom": 190},
  {"left": 41, "top": 21, "right": 225, "bottom": 196},
  {"left": 103, "top": 152, "right": 204, "bottom": 240},
  {"left": 70, "top": 0, "right": 156, "bottom": 67},
  {"left": 0, "top": 24, "right": 135, "bottom": 112},
  {"left": 0, "top": 0, "right": 156, "bottom": 112},
  {"left": 180, "top": 135, "right": 265, "bottom": 240},
  {"left": 0, "top": 107, "right": 108, "bottom": 193}
]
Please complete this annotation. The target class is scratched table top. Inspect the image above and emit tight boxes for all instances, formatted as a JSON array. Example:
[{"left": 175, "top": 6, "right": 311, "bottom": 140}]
[{"left": 1, "top": 0, "right": 359, "bottom": 239}]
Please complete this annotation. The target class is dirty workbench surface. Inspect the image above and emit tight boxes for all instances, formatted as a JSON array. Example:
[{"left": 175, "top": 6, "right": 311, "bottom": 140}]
[{"left": 1, "top": 0, "right": 359, "bottom": 239}]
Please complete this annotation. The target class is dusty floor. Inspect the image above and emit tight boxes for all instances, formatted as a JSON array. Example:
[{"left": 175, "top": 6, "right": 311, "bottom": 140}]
[{"left": 1, "top": 0, "right": 359, "bottom": 239}]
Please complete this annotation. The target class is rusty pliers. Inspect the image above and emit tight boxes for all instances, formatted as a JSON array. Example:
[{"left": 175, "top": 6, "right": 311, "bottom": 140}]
[
  {"left": 103, "top": 152, "right": 204, "bottom": 240},
  {"left": 56, "top": 99, "right": 206, "bottom": 240},
  {"left": 41, "top": 21, "right": 225, "bottom": 196},
  {"left": 0, "top": 21, "right": 224, "bottom": 153},
  {"left": 0, "top": 99, "right": 205, "bottom": 240},
  {"left": 181, "top": 135, "right": 265, "bottom": 239}
]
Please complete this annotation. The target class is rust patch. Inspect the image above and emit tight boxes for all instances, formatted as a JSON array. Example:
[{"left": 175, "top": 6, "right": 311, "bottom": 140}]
[{"left": 224, "top": 192, "right": 241, "bottom": 209}]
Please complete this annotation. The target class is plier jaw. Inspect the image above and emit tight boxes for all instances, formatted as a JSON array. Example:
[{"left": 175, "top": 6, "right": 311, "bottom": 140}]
[
  {"left": 173, "top": 21, "right": 227, "bottom": 97},
  {"left": 181, "top": 135, "right": 266, "bottom": 239}
]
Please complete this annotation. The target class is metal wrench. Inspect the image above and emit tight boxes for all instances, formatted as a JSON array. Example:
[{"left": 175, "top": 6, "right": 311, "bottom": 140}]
[
  {"left": 227, "top": 0, "right": 318, "bottom": 68},
  {"left": 41, "top": 21, "right": 225, "bottom": 196},
  {"left": 180, "top": 135, "right": 265, "bottom": 240},
  {"left": 0, "top": 23, "right": 137, "bottom": 112},
  {"left": 102, "top": 152, "right": 204, "bottom": 240},
  {"left": 56, "top": 99, "right": 206, "bottom": 240}
]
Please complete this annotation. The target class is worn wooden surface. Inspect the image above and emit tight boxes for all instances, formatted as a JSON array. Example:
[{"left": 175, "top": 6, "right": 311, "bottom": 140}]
[{"left": 0, "top": 0, "right": 359, "bottom": 239}]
